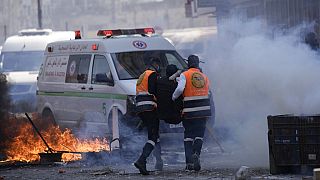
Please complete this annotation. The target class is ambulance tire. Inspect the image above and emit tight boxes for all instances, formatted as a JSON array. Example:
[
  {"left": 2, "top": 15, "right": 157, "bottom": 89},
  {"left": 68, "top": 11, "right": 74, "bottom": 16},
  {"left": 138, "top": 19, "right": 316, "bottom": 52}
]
[{"left": 41, "top": 108, "right": 57, "bottom": 129}]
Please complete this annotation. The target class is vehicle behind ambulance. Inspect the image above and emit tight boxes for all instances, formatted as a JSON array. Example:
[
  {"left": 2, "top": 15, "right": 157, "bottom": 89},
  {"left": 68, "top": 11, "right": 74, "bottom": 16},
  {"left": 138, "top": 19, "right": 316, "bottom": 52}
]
[
  {"left": 0, "top": 29, "right": 75, "bottom": 112},
  {"left": 37, "top": 28, "right": 187, "bottom": 150}
]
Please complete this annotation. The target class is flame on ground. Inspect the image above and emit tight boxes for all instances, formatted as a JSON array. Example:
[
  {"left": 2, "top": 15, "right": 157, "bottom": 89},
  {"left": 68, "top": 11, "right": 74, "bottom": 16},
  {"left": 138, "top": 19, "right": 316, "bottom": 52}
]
[{"left": 3, "top": 114, "right": 110, "bottom": 162}]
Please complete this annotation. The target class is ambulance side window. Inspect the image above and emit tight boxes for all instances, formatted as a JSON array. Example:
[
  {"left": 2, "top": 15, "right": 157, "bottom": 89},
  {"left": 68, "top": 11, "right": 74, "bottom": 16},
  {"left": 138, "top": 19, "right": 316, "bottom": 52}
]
[
  {"left": 91, "top": 55, "right": 113, "bottom": 85},
  {"left": 65, "top": 54, "right": 91, "bottom": 84}
]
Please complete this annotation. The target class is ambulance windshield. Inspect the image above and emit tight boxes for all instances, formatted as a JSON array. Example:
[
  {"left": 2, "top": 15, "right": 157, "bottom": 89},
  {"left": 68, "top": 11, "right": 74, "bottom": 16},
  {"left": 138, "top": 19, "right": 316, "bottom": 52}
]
[
  {"left": 112, "top": 50, "right": 187, "bottom": 80},
  {"left": 0, "top": 51, "right": 44, "bottom": 72}
]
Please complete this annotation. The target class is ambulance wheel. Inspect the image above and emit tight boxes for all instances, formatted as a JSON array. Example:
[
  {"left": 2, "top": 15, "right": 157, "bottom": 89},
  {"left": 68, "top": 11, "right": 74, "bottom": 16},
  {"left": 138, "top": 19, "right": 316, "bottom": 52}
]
[{"left": 42, "top": 108, "right": 56, "bottom": 128}]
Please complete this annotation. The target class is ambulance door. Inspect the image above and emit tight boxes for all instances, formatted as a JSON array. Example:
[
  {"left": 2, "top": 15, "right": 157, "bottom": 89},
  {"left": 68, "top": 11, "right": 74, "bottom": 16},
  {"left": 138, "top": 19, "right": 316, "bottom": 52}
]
[
  {"left": 84, "top": 54, "right": 121, "bottom": 137},
  {"left": 57, "top": 54, "right": 92, "bottom": 129}
]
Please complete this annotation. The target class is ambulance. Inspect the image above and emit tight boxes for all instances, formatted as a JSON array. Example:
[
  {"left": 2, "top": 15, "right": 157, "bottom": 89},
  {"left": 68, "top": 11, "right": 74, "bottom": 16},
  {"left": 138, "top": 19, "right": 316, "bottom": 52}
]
[
  {"left": 37, "top": 28, "right": 188, "bottom": 150},
  {"left": 0, "top": 29, "right": 75, "bottom": 112}
]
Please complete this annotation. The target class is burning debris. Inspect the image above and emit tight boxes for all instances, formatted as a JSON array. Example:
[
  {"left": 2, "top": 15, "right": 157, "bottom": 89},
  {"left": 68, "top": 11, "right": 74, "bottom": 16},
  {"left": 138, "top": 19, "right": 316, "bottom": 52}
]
[
  {"left": 0, "top": 73, "right": 11, "bottom": 160},
  {"left": 1, "top": 113, "right": 109, "bottom": 163}
]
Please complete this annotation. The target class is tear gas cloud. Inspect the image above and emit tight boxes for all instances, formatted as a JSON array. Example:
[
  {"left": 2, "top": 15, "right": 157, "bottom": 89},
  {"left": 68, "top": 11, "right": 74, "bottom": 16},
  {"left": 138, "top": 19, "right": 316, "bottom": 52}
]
[{"left": 203, "top": 18, "right": 320, "bottom": 167}]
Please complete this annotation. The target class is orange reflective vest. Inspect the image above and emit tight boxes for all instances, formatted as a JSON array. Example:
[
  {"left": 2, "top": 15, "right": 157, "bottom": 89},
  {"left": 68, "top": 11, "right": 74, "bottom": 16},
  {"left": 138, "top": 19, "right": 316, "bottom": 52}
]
[
  {"left": 182, "top": 68, "right": 211, "bottom": 119},
  {"left": 135, "top": 70, "right": 157, "bottom": 113}
]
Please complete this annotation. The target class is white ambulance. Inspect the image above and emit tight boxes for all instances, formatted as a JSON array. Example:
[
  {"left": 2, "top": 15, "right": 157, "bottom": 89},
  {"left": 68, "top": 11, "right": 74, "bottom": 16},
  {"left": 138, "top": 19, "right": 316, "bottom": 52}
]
[
  {"left": 0, "top": 29, "right": 75, "bottom": 112},
  {"left": 37, "top": 28, "right": 187, "bottom": 150}
]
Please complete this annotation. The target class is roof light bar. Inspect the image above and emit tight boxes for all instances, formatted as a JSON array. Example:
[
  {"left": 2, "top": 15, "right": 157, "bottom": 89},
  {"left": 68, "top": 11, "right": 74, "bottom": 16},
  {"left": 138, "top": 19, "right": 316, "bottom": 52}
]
[
  {"left": 97, "top": 28, "right": 155, "bottom": 37},
  {"left": 143, "top": 28, "right": 155, "bottom": 35},
  {"left": 97, "top": 30, "right": 113, "bottom": 37}
]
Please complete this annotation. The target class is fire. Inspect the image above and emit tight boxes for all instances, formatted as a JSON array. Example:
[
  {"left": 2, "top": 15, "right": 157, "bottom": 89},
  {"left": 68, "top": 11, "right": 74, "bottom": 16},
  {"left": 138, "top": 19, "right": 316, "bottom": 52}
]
[{"left": 3, "top": 114, "right": 109, "bottom": 162}]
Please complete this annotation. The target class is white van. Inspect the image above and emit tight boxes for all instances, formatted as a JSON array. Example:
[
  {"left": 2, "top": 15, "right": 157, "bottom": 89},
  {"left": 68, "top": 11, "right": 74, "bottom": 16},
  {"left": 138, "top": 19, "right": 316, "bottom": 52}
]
[
  {"left": 37, "top": 28, "right": 187, "bottom": 150},
  {"left": 0, "top": 29, "right": 75, "bottom": 112}
]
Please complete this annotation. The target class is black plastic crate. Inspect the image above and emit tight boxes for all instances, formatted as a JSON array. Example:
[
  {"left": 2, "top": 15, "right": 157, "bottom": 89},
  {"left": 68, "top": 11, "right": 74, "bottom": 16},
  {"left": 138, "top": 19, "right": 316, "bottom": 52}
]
[
  {"left": 268, "top": 114, "right": 320, "bottom": 174},
  {"left": 301, "top": 144, "right": 320, "bottom": 165},
  {"left": 270, "top": 144, "right": 300, "bottom": 165},
  {"left": 268, "top": 115, "right": 301, "bottom": 145},
  {"left": 300, "top": 116, "right": 320, "bottom": 144}
]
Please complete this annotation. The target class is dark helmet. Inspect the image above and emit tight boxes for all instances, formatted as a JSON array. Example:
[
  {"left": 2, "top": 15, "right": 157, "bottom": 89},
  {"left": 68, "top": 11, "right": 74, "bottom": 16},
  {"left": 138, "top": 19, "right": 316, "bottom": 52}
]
[
  {"left": 187, "top": 54, "right": 200, "bottom": 68},
  {"left": 166, "top": 64, "right": 178, "bottom": 77}
]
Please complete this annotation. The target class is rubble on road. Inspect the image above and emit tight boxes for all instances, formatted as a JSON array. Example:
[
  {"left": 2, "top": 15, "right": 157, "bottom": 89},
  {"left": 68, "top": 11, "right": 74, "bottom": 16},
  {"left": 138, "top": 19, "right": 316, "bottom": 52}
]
[{"left": 235, "top": 166, "right": 250, "bottom": 180}]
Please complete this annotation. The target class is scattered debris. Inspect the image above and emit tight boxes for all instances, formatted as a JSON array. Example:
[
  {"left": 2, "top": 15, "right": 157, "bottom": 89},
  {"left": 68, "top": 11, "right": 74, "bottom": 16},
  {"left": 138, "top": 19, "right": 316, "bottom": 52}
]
[
  {"left": 91, "top": 167, "right": 113, "bottom": 176},
  {"left": 53, "top": 162, "right": 68, "bottom": 166},
  {"left": 235, "top": 166, "right": 250, "bottom": 180},
  {"left": 58, "top": 169, "right": 66, "bottom": 173},
  {"left": 117, "top": 170, "right": 126, "bottom": 175},
  {"left": 314, "top": 168, "right": 320, "bottom": 180}
]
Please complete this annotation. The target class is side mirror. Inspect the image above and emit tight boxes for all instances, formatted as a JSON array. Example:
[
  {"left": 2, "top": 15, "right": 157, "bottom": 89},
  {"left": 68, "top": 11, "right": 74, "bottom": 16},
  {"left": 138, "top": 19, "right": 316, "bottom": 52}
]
[{"left": 96, "top": 73, "right": 114, "bottom": 86}]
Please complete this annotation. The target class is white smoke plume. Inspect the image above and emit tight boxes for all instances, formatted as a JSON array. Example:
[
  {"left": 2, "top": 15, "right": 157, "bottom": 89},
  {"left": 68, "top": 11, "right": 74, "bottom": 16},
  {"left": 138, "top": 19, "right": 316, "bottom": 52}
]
[{"left": 203, "top": 18, "right": 320, "bottom": 167}]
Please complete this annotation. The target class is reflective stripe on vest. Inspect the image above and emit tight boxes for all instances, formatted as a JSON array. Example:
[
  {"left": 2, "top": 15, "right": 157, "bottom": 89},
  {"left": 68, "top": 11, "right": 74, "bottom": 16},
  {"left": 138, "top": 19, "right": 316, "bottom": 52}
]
[
  {"left": 182, "top": 68, "right": 211, "bottom": 119},
  {"left": 136, "top": 70, "right": 156, "bottom": 113},
  {"left": 135, "top": 94, "right": 156, "bottom": 113},
  {"left": 136, "top": 101, "right": 157, "bottom": 106}
]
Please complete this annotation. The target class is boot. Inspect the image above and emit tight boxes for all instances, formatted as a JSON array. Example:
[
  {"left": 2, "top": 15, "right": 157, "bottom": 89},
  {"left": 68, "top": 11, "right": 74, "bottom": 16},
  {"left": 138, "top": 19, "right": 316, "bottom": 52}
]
[
  {"left": 184, "top": 140, "right": 193, "bottom": 169},
  {"left": 153, "top": 142, "right": 163, "bottom": 171},
  {"left": 193, "top": 138, "right": 203, "bottom": 156},
  {"left": 192, "top": 153, "right": 201, "bottom": 171},
  {"left": 185, "top": 163, "right": 194, "bottom": 172},
  {"left": 134, "top": 143, "right": 154, "bottom": 175},
  {"left": 192, "top": 138, "right": 203, "bottom": 171}
]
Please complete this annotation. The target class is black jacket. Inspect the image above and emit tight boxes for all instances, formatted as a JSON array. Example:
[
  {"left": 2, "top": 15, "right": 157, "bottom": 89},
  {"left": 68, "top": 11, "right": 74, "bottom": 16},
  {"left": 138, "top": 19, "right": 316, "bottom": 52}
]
[
  {"left": 147, "top": 71, "right": 157, "bottom": 96},
  {"left": 156, "top": 75, "right": 183, "bottom": 124}
]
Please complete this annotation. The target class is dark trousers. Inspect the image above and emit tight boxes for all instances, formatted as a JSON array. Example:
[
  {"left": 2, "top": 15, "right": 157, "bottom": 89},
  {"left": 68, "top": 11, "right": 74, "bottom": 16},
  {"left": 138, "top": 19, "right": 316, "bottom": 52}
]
[
  {"left": 139, "top": 110, "right": 160, "bottom": 143},
  {"left": 137, "top": 110, "right": 161, "bottom": 162},
  {"left": 183, "top": 118, "right": 207, "bottom": 164}
]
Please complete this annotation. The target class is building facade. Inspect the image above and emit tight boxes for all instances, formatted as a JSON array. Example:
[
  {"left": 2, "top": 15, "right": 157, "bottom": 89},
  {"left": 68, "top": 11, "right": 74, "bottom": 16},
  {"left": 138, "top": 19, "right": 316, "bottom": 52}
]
[{"left": 215, "top": 0, "right": 320, "bottom": 34}]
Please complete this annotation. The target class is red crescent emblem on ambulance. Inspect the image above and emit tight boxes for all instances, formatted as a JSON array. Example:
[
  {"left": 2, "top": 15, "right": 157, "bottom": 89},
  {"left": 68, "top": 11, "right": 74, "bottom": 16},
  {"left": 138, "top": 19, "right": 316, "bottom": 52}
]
[{"left": 133, "top": 40, "right": 147, "bottom": 49}]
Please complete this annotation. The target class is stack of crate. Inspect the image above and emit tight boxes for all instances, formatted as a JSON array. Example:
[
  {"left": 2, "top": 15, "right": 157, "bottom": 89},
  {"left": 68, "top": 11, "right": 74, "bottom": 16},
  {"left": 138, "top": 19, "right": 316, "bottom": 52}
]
[{"left": 268, "top": 115, "right": 320, "bottom": 174}]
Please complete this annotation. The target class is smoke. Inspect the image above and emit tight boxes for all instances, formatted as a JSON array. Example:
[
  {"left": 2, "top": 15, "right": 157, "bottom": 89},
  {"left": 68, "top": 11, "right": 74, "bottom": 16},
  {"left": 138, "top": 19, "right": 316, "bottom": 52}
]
[{"left": 203, "top": 18, "right": 320, "bottom": 167}]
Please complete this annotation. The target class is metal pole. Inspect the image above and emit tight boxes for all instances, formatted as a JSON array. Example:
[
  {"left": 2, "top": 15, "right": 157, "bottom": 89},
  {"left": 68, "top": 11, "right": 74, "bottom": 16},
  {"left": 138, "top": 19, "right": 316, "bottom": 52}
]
[
  {"left": 81, "top": 25, "right": 84, "bottom": 37},
  {"left": 112, "top": 1, "right": 115, "bottom": 23},
  {"left": 4, "top": 25, "right": 7, "bottom": 41},
  {"left": 25, "top": 113, "right": 53, "bottom": 153},
  {"left": 65, "top": 22, "right": 68, "bottom": 31},
  {"left": 205, "top": 124, "right": 225, "bottom": 153},
  {"left": 111, "top": 107, "right": 120, "bottom": 150},
  {"left": 37, "top": 0, "right": 42, "bottom": 29}
]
